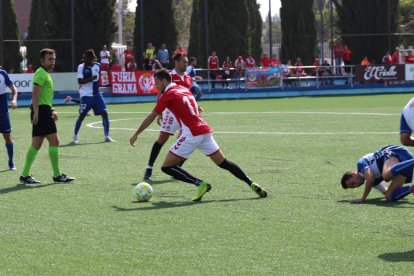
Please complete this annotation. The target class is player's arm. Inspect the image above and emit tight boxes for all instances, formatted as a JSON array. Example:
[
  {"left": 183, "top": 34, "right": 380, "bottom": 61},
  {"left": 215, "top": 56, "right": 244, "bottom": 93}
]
[
  {"left": 8, "top": 84, "right": 18, "bottom": 109},
  {"left": 130, "top": 111, "right": 158, "bottom": 147},
  {"left": 353, "top": 168, "right": 375, "bottom": 203},
  {"left": 31, "top": 84, "right": 41, "bottom": 125}
]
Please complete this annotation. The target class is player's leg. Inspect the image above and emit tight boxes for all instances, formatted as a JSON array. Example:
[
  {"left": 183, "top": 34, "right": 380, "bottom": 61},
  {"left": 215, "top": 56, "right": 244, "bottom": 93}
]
[
  {"left": 144, "top": 132, "right": 171, "bottom": 180},
  {"left": 94, "top": 96, "right": 113, "bottom": 142},
  {"left": 73, "top": 99, "right": 91, "bottom": 143},
  {"left": 46, "top": 132, "right": 74, "bottom": 183},
  {"left": 20, "top": 136, "right": 44, "bottom": 183},
  {"left": 3, "top": 133, "right": 15, "bottom": 170},
  {"left": 384, "top": 175, "right": 413, "bottom": 201}
]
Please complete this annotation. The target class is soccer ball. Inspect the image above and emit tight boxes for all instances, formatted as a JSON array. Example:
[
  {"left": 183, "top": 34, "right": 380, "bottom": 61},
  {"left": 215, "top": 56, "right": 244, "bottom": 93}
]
[{"left": 133, "top": 182, "right": 153, "bottom": 202}]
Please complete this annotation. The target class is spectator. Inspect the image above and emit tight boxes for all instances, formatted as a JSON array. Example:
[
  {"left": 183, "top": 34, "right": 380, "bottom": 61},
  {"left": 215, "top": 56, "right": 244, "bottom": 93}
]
[
  {"left": 144, "top": 42, "right": 155, "bottom": 59},
  {"left": 186, "top": 57, "right": 203, "bottom": 100},
  {"left": 25, "top": 64, "right": 35, "bottom": 73},
  {"left": 8, "top": 67, "right": 15, "bottom": 74},
  {"left": 157, "top": 43, "right": 169, "bottom": 68},
  {"left": 260, "top": 53, "right": 271, "bottom": 67},
  {"left": 127, "top": 56, "right": 137, "bottom": 71},
  {"left": 143, "top": 53, "right": 162, "bottom": 71},
  {"left": 110, "top": 59, "right": 122, "bottom": 72},
  {"left": 124, "top": 44, "right": 134, "bottom": 71},
  {"left": 100, "top": 45, "right": 111, "bottom": 72},
  {"left": 321, "top": 59, "right": 333, "bottom": 85},
  {"left": 207, "top": 51, "right": 219, "bottom": 89},
  {"left": 221, "top": 56, "right": 233, "bottom": 88},
  {"left": 294, "top": 57, "right": 308, "bottom": 86},
  {"left": 382, "top": 51, "right": 392, "bottom": 64},
  {"left": 271, "top": 55, "right": 280, "bottom": 67},
  {"left": 343, "top": 45, "right": 352, "bottom": 74},
  {"left": 245, "top": 54, "right": 256, "bottom": 68},
  {"left": 234, "top": 56, "right": 245, "bottom": 88},
  {"left": 333, "top": 40, "right": 344, "bottom": 75},
  {"left": 361, "top": 56, "right": 371, "bottom": 66},
  {"left": 391, "top": 47, "right": 404, "bottom": 64},
  {"left": 281, "top": 60, "right": 293, "bottom": 87},
  {"left": 311, "top": 58, "right": 322, "bottom": 76},
  {"left": 405, "top": 49, "right": 414, "bottom": 64}
]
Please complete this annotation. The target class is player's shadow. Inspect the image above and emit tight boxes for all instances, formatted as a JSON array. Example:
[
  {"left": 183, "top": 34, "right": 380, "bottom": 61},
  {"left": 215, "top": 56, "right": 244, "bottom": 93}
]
[
  {"left": 129, "top": 179, "right": 178, "bottom": 186},
  {"left": 0, "top": 183, "right": 61, "bottom": 194},
  {"left": 60, "top": 141, "right": 107, "bottom": 147},
  {"left": 378, "top": 249, "right": 414, "bottom": 262},
  {"left": 337, "top": 198, "right": 414, "bottom": 208},
  {"left": 111, "top": 197, "right": 262, "bottom": 211}
]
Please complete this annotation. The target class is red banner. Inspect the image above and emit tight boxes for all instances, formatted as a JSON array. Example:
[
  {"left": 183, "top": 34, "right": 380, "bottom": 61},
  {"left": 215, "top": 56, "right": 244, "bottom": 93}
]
[{"left": 110, "top": 71, "right": 158, "bottom": 95}]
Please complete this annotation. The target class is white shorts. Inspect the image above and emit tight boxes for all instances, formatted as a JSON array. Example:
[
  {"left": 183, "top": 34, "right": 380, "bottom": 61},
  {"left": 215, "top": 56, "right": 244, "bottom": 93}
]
[
  {"left": 160, "top": 109, "right": 180, "bottom": 135},
  {"left": 169, "top": 132, "right": 220, "bottom": 159}
]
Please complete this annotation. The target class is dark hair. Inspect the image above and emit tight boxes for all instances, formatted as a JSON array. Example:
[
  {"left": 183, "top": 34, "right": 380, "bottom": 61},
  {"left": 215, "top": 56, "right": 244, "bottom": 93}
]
[
  {"left": 189, "top": 57, "right": 197, "bottom": 63},
  {"left": 340, "top": 171, "right": 354, "bottom": 189},
  {"left": 40, "top": 48, "right": 55, "bottom": 59},
  {"left": 173, "top": 53, "right": 187, "bottom": 62},
  {"left": 153, "top": 69, "right": 172, "bottom": 82},
  {"left": 84, "top": 49, "right": 97, "bottom": 59}
]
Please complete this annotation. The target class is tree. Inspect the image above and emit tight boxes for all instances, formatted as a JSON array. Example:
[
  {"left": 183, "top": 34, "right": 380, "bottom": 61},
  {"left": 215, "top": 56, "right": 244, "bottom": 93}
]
[
  {"left": 134, "top": 0, "right": 178, "bottom": 68},
  {"left": 400, "top": 0, "right": 414, "bottom": 46},
  {"left": 187, "top": 0, "right": 206, "bottom": 66},
  {"left": 280, "top": 0, "right": 316, "bottom": 65},
  {"left": 1, "top": 0, "right": 22, "bottom": 72},
  {"left": 247, "top": 0, "right": 263, "bottom": 59},
  {"left": 26, "top": 0, "right": 51, "bottom": 69},
  {"left": 333, "top": 0, "right": 400, "bottom": 64}
]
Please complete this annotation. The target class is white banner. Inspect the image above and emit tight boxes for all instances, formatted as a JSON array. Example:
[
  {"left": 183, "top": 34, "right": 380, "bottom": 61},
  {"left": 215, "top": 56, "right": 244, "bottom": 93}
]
[
  {"left": 8, "top": 72, "right": 78, "bottom": 93},
  {"left": 405, "top": 64, "right": 414, "bottom": 81}
]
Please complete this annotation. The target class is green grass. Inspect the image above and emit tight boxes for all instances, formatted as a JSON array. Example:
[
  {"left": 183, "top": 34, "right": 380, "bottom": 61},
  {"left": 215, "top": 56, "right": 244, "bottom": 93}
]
[{"left": 1, "top": 94, "right": 414, "bottom": 275}]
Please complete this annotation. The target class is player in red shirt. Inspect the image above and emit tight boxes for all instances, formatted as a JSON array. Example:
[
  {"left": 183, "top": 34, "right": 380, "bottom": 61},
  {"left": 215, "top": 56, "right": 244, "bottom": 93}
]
[
  {"left": 208, "top": 51, "right": 219, "bottom": 89},
  {"left": 142, "top": 53, "right": 192, "bottom": 180},
  {"left": 130, "top": 69, "right": 267, "bottom": 201}
]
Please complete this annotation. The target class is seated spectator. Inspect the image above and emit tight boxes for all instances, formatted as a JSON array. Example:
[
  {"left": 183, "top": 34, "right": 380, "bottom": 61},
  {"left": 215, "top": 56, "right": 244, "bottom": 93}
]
[
  {"left": 281, "top": 60, "right": 293, "bottom": 87},
  {"left": 361, "top": 56, "right": 371, "bottom": 66},
  {"left": 271, "top": 55, "right": 280, "bottom": 67},
  {"left": 25, "top": 64, "right": 35, "bottom": 73},
  {"left": 260, "top": 54, "right": 271, "bottom": 67},
  {"left": 127, "top": 57, "right": 137, "bottom": 71},
  {"left": 382, "top": 52, "right": 392, "bottom": 64},
  {"left": 405, "top": 49, "right": 414, "bottom": 64},
  {"left": 222, "top": 56, "right": 233, "bottom": 88},
  {"left": 245, "top": 54, "right": 256, "bottom": 68},
  {"left": 294, "top": 57, "right": 308, "bottom": 86},
  {"left": 321, "top": 59, "right": 333, "bottom": 85},
  {"left": 311, "top": 58, "right": 322, "bottom": 76},
  {"left": 110, "top": 59, "right": 122, "bottom": 72}
]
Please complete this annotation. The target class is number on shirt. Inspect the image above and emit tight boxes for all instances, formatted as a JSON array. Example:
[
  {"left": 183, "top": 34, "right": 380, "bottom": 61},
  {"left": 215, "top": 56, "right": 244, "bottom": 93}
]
[{"left": 182, "top": 96, "right": 198, "bottom": 116}]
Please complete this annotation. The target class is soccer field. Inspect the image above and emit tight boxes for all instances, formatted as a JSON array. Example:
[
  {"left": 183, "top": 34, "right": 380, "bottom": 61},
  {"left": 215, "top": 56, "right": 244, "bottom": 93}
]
[{"left": 1, "top": 94, "right": 413, "bottom": 275}]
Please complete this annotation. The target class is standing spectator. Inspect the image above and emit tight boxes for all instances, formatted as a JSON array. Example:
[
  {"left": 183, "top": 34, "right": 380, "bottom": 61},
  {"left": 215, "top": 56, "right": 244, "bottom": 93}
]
[
  {"left": 71, "top": 49, "right": 114, "bottom": 144},
  {"left": 20, "top": 48, "right": 74, "bottom": 184},
  {"left": 0, "top": 68, "right": 18, "bottom": 170},
  {"left": 343, "top": 45, "right": 352, "bottom": 74},
  {"left": 271, "top": 55, "right": 280, "bottom": 67},
  {"left": 186, "top": 57, "right": 203, "bottom": 100},
  {"left": 144, "top": 42, "right": 155, "bottom": 59},
  {"left": 405, "top": 49, "right": 414, "bottom": 64},
  {"left": 391, "top": 47, "right": 404, "bottom": 64},
  {"left": 294, "top": 57, "right": 308, "bottom": 86},
  {"left": 234, "top": 56, "right": 245, "bottom": 88},
  {"left": 260, "top": 53, "right": 271, "bottom": 67},
  {"left": 99, "top": 45, "right": 111, "bottom": 72},
  {"left": 157, "top": 43, "right": 169, "bottom": 68},
  {"left": 25, "top": 64, "right": 35, "bottom": 73},
  {"left": 110, "top": 59, "right": 122, "bottom": 72},
  {"left": 321, "top": 59, "right": 333, "bottom": 85},
  {"left": 221, "top": 56, "right": 233, "bottom": 88},
  {"left": 333, "top": 40, "right": 344, "bottom": 75},
  {"left": 245, "top": 54, "right": 256, "bottom": 68},
  {"left": 207, "top": 51, "right": 219, "bottom": 89},
  {"left": 382, "top": 51, "right": 392, "bottom": 64},
  {"left": 124, "top": 44, "right": 134, "bottom": 71},
  {"left": 127, "top": 57, "right": 138, "bottom": 71}
]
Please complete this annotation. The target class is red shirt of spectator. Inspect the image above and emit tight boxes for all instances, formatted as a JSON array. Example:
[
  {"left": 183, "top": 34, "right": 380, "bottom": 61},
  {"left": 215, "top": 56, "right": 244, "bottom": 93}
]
[
  {"left": 260, "top": 55, "right": 271, "bottom": 67},
  {"left": 245, "top": 55, "right": 256, "bottom": 68},
  {"left": 110, "top": 62, "right": 122, "bottom": 72},
  {"left": 25, "top": 64, "right": 35, "bottom": 73},
  {"left": 391, "top": 48, "right": 403, "bottom": 64},
  {"left": 333, "top": 42, "right": 344, "bottom": 58},
  {"left": 343, "top": 47, "right": 351, "bottom": 62},
  {"left": 208, "top": 52, "right": 219, "bottom": 72},
  {"left": 405, "top": 52, "right": 414, "bottom": 64},
  {"left": 271, "top": 56, "right": 280, "bottom": 67},
  {"left": 294, "top": 58, "right": 304, "bottom": 75},
  {"left": 124, "top": 47, "right": 134, "bottom": 69}
]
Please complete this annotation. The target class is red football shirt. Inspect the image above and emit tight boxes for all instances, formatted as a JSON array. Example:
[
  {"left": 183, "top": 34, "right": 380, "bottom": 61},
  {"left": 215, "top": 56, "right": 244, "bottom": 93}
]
[
  {"left": 208, "top": 56, "right": 219, "bottom": 70},
  {"left": 171, "top": 69, "right": 192, "bottom": 88},
  {"left": 153, "top": 83, "right": 212, "bottom": 136}
]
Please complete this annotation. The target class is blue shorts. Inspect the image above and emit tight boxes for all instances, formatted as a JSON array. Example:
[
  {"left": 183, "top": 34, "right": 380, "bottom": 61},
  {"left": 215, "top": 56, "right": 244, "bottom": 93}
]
[
  {"left": 0, "top": 113, "right": 11, "bottom": 133},
  {"left": 80, "top": 95, "right": 107, "bottom": 115},
  {"left": 383, "top": 145, "right": 414, "bottom": 182}
]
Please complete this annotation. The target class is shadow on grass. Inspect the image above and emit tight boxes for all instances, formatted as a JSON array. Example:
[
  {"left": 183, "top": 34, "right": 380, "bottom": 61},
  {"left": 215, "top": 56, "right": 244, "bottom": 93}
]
[
  {"left": 129, "top": 179, "right": 178, "bottom": 186},
  {"left": 111, "top": 197, "right": 260, "bottom": 211},
  {"left": 337, "top": 197, "right": 414, "bottom": 208},
  {"left": 60, "top": 141, "right": 107, "bottom": 148},
  {"left": 0, "top": 182, "right": 62, "bottom": 194},
  {"left": 378, "top": 249, "right": 414, "bottom": 262}
]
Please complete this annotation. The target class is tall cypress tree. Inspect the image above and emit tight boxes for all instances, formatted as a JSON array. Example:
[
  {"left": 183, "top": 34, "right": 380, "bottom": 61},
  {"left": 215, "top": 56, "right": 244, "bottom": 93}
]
[
  {"left": 333, "top": 0, "right": 399, "bottom": 64},
  {"left": 134, "top": 0, "right": 178, "bottom": 68},
  {"left": 41, "top": 0, "right": 116, "bottom": 72},
  {"left": 246, "top": 0, "right": 262, "bottom": 60},
  {"left": 280, "top": 0, "right": 316, "bottom": 65},
  {"left": 1, "top": 0, "right": 22, "bottom": 72},
  {"left": 187, "top": 0, "right": 206, "bottom": 66},
  {"left": 26, "top": 0, "right": 50, "bottom": 69}
]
